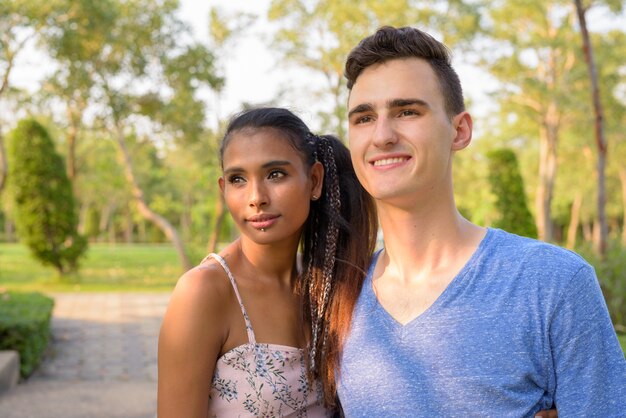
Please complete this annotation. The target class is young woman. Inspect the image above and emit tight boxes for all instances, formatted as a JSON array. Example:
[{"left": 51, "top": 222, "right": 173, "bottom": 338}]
[{"left": 157, "top": 107, "right": 377, "bottom": 417}]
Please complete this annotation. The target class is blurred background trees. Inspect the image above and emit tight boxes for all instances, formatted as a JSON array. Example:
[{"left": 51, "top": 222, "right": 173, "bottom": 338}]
[{"left": 0, "top": 1, "right": 624, "bottom": 292}]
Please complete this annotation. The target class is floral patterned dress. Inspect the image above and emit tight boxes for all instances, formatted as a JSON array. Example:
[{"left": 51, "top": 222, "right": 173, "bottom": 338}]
[{"left": 205, "top": 253, "right": 331, "bottom": 418}]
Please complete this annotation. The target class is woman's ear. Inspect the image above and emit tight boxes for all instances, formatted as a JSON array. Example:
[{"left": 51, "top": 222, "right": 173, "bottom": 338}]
[
  {"left": 218, "top": 177, "right": 225, "bottom": 196},
  {"left": 451, "top": 111, "right": 473, "bottom": 151},
  {"left": 310, "top": 161, "right": 324, "bottom": 200}
]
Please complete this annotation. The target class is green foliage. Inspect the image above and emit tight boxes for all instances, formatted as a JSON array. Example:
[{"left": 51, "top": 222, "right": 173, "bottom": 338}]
[
  {"left": 7, "top": 118, "right": 87, "bottom": 274},
  {"left": 487, "top": 148, "right": 537, "bottom": 238},
  {"left": 454, "top": 143, "right": 497, "bottom": 227},
  {"left": 0, "top": 291, "right": 54, "bottom": 377},
  {"left": 578, "top": 242, "right": 626, "bottom": 329}
]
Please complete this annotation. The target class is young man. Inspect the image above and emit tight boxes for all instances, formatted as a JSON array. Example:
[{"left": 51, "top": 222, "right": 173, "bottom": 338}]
[{"left": 337, "top": 26, "right": 626, "bottom": 417}]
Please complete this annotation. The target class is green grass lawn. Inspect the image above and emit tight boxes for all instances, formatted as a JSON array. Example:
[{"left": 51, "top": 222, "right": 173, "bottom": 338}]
[
  {"left": 619, "top": 333, "right": 626, "bottom": 354},
  {"left": 0, "top": 242, "right": 192, "bottom": 292}
]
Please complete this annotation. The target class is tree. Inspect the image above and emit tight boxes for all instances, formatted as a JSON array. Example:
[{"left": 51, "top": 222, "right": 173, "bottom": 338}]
[
  {"left": 573, "top": 0, "right": 624, "bottom": 256},
  {"left": 480, "top": 0, "right": 585, "bottom": 242},
  {"left": 45, "top": 0, "right": 224, "bottom": 270},
  {"left": 7, "top": 118, "right": 87, "bottom": 274},
  {"left": 487, "top": 148, "right": 538, "bottom": 238},
  {"left": 267, "top": 0, "right": 481, "bottom": 135},
  {"left": 0, "top": 0, "right": 65, "bottom": 194}
]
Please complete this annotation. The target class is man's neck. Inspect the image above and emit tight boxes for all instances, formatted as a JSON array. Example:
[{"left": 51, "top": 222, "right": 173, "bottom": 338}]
[
  {"left": 375, "top": 198, "right": 484, "bottom": 284},
  {"left": 371, "top": 199, "right": 486, "bottom": 324}
]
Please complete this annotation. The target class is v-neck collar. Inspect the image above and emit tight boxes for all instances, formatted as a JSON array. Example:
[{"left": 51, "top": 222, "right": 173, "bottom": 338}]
[{"left": 364, "top": 228, "right": 495, "bottom": 331}]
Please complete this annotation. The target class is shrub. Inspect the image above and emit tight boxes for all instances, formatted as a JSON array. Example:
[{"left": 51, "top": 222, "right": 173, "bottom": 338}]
[
  {"left": 7, "top": 118, "right": 87, "bottom": 274},
  {"left": 0, "top": 291, "right": 55, "bottom": 377},
  {"left": 487, "top": 148, "right": 537, "bottom": 238}
]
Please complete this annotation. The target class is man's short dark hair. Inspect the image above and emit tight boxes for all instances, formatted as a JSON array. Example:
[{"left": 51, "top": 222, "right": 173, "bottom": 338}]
[{"left": 345, "top": 26, "right": 465, "bottom": 117}]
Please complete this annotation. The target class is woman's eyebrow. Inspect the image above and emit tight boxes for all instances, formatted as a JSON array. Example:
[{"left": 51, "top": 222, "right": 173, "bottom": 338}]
[{"left": 223, "top": 160, "right": 292, "bottom": 175}]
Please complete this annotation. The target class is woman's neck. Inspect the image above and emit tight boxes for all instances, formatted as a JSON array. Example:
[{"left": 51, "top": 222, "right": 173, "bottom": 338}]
[{"left": 237, "top": 237, "right": 300, "bottom": 287}]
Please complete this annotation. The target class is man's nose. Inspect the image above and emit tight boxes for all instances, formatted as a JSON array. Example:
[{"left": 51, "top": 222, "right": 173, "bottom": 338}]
[{"left": 372, "top": 117, "right": 398, "bottom": 148}]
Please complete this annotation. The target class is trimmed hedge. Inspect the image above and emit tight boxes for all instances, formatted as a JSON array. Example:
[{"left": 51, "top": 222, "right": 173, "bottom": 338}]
[{"left": 0, "top": 291, "right": 54, "bottom": 377}]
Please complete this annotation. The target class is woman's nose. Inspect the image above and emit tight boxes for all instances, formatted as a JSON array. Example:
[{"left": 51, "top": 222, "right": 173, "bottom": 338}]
[{"left": 248, "top": 181, "right": 268, "bottom": 208}]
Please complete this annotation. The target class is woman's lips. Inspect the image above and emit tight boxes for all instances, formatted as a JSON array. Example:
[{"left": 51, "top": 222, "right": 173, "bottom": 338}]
[{"left": 247, "top": 214, "right": 279, "bottom": 230}]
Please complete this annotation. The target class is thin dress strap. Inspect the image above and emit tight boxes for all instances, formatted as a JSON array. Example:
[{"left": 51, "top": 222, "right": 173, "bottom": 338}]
[{"left": 204, "top": 253, "right": 256, "bottom": 344}]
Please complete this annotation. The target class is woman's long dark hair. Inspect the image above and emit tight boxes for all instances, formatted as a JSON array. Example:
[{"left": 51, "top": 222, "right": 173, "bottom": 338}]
[
  {"left": 301, "top": 133, "right": 377, "bottom": 408},
  {"left": 221, "top": 107, "right": 378, "bottom": 408}
]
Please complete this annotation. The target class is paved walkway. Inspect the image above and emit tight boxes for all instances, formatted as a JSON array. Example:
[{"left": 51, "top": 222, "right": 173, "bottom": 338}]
[{"left": 0, "top": 293, "right": 170, "bottom": 418}]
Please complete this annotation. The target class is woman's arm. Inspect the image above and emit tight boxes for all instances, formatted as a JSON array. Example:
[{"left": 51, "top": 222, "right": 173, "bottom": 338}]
[{"left": 157, "top": 266, "right": 229, "bottom": 417}]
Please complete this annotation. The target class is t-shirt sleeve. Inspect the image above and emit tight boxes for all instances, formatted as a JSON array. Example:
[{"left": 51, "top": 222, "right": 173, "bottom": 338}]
[{"left": 549, "top": 263, "right": 626, "bottom": 416}]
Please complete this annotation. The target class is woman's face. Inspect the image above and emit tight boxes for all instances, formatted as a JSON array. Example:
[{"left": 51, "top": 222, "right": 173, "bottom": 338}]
[{"left": 219, "top": 127, "right": 323, "bottom": 246}]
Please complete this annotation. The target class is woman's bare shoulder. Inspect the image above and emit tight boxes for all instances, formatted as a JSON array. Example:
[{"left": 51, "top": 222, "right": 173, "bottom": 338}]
[
  {"left": 160, "top": 256, "right": 235, "bottom": 355},
  {"left": 170, "top": 257, "right": 233, "bottom": 312}
]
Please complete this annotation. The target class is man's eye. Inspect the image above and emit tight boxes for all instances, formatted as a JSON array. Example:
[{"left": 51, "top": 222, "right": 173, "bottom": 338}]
[{"left": 355, "top": 115, "right": 373, "bottom": 124}]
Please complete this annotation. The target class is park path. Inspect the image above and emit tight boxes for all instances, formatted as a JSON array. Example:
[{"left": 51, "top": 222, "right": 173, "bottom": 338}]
[{"left": 0, "top": 292, "right": 170, "bottom": 418}]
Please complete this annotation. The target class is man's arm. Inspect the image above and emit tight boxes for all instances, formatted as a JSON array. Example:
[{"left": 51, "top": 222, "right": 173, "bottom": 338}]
[{"left": 549, "top": 263, "right": 626, "bottom": 416}]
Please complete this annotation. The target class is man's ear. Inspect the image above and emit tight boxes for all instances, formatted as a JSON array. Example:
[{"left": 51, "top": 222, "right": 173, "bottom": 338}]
[
  {"left": 310, "top": 161, "right": 324, "bottom": 200},
  {"left": 451, "top": 111, "right": 473, "bottom": 151}
]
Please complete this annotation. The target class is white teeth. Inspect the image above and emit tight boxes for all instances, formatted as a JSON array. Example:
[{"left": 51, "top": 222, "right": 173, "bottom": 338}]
[{"left": 373, "top": 157, "right": 406, "bottom": 166}]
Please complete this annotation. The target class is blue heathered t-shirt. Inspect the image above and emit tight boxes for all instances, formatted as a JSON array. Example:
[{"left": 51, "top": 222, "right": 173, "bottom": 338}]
[{"left": 337, "top": 228, "right": 626, "bottom": 417}]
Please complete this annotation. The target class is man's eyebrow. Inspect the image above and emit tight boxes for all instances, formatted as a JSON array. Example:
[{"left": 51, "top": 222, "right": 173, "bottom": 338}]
[
  {"left": 348, "top": 99, "right": 430, "bottom": 119},
  {"left": 388, "top": 98, "right": 430, "bottom": 109},
  {"left": 348, "top": 103, "right": 374, "bottom": 119},
  {"left": 223, "top": 160, "right": 291, "bottom": 176}
]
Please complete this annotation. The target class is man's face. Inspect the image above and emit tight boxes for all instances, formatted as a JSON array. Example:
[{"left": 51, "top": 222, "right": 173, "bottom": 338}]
[{"left": 347, "top": 58, "right": 470, "bottom": 207}]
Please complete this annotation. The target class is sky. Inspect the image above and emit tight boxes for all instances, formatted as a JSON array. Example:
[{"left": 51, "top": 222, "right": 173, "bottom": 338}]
[
  {"left": 6, "top": 0, "right": 625, "bottom": 133},
  {"left": 177, "top": 0, "right": 328, "bottom": 129}
]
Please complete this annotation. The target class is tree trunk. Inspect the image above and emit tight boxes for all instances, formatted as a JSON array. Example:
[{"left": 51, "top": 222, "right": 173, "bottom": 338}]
[
  {"left": 575, "top": 0, "right": 608, "bottom": 258},
  {"left": 566, "top": 191, "right": 583, "bottom": 249},
  {"left": 619, "top": 166, "right": 626, "bottom": 247},
  {"left": 181, "top": 192, "right": 193, "bottom": 241},
  {"left": 206, "top": 195, "right": 226, "bottom": 254},
  {"left": 109, "top": 215, "right": 117, "bottom": 243},
  {"left": 582, "top": 221, "right": 592, "bottom": 243},
  {"left": 99, "top": 202, "right": 116, "bottom": 242},
  {"left": 66, "top": 106, "right": 80, "bottom": 181},
  {"left": 125, "top": 205, "right": 134, "bottom": 243},
  {"left": 138, "top": 220, "right": 146, "bottom": 242},
  {"left": 114, "top": 124, "right": 191, "bottom": 270},
  {"left": 331, "top": 73, "right": 346, "bottom": 140},
  {"left": 0, "top": 131, "right": 6, "bottom": 194},
  {"left": 4, "top": 217, "right": 14, "bottom": 242},
  {"left": 535, "top": 107, "right": 559, "bottom": 242},
  {"left": 77, "top": 202, "right": 89, "bottom": 235}
]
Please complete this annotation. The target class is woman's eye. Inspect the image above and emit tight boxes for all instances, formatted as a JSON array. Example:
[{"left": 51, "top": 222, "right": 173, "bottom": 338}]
[
  {"left": 268, "top": 170, "right": 286, "bottom": 180},
  {"left": 228, "top": 175, "right": 245, "bottom": 184}
]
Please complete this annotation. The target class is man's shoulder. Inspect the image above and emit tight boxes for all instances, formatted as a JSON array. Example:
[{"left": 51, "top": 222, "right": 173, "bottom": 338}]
[
  {"left": 481, "top": 228, "right": 596, "bottom": 296},
  {"left": 487, "top": 228, "right": 590, "bottom": 269}
]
